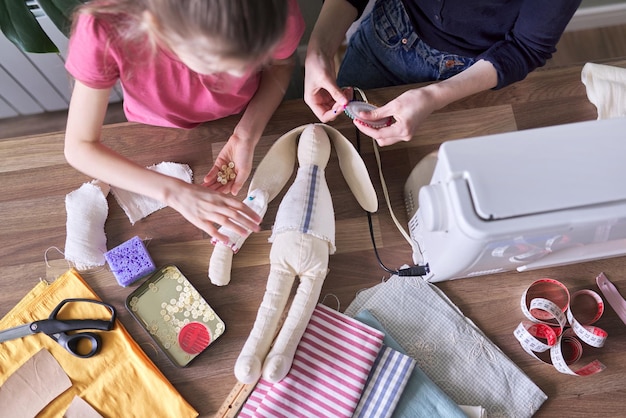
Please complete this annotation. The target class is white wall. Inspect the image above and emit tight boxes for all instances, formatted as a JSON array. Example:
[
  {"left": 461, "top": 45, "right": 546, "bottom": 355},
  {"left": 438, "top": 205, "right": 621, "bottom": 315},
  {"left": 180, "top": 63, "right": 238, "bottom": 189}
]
[
  {"left": 567, "top": 0, "right": 626, "bottom": 31},
  {"left": 0, "top": 12, "right": 122, "bottom": 120}
]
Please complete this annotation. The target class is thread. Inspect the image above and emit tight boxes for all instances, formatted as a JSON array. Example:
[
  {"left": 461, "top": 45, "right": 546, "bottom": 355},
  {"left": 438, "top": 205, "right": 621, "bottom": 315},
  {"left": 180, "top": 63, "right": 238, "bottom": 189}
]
[
  {"left": 44, "top": 246, "right": 69, "bottom": 268},
  {"left": 321, "top": 293, "right": 341, "bottom": 311}
]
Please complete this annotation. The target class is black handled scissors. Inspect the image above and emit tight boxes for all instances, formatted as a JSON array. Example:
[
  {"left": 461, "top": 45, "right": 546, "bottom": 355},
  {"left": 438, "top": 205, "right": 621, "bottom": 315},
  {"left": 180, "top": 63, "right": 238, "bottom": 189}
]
[{"left": 0, "top": 298, "right": 116, "bottom": 358}]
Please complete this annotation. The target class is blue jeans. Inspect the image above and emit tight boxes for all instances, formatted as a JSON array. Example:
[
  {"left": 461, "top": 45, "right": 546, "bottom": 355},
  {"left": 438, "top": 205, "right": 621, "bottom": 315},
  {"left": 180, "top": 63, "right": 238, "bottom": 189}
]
[{"left": 337, "top": 0, "right": 475, "bottom": 89}]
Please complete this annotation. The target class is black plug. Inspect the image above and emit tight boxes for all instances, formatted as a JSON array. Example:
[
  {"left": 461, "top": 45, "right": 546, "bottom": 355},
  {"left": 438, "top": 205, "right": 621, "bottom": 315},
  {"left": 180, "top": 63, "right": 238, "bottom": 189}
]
[{"left": 397, "top": 264, "right": 430, "bottom": 277}]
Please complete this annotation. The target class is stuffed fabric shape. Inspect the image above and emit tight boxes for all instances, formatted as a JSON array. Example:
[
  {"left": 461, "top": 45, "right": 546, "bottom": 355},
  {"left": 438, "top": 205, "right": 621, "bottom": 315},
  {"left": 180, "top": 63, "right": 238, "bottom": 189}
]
[
  {"left": 207, "top": 244, "right": 233, "bottom": 287},
  {"left": 211, "top": 189, "right": 270, "bottom": 253},
  {"left": 65, "top": 162, "right": 192, "bottom": 270},
  {"left": 234, "top": 125, "right": 334, "bottom": 384},
  {"left": 208, "top": 128, "right": 298, "bottom": 286},
  {"left": 324, "top": 125, "right": 378, "bottom": 213},
  {"left": 208, "top": 123, "right": 378, "bottom": 287},
  {"left": 232, "top": 124, "right": 377, "bottom": 384},
  {"left": 64, "top": 181, "right": 109, "bottom": 269},
  {"left": 235, "top": 231, "right": 330, "bottom": 384},
  {"left": 248, "top": 127, "right": 299, "bottom": 201}
]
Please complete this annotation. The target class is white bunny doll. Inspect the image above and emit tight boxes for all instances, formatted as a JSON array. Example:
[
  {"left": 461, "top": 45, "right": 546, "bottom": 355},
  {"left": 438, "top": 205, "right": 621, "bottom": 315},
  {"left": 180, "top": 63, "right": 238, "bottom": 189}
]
[{"left": 208, "top": 123, "right": 378, "bottom": 384}]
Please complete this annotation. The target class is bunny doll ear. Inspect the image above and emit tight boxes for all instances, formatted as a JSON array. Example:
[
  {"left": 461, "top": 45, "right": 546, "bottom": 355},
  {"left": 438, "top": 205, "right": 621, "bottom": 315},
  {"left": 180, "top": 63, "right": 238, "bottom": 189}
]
[
  {"left": 322, "top": 124, "right": 378, "bottom": 213},
  {"left": 248, "top": 125, "right": 305, "bottom": 202}
]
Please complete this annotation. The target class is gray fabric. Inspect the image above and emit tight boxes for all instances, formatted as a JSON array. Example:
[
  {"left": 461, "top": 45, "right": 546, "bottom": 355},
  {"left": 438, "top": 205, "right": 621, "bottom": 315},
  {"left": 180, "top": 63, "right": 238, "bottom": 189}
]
[
  {"left": 345, "top": 275, "right": 547, "bottom": 418},
  {"left": 354, "top": 309, "right": 466, "bottom": 418}
]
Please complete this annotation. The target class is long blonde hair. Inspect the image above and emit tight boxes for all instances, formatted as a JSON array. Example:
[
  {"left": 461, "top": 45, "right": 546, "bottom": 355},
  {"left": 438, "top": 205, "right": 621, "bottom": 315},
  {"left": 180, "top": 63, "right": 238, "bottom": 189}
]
[{"left": 74, "top": 0, "right": 289, "bottom": 63}]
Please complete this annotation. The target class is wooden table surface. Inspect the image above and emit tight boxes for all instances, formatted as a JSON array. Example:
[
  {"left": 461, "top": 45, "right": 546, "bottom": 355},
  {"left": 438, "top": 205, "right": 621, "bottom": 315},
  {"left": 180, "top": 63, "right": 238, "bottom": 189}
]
[{"left": 2, "top": 59, "right": 625, "bottom": 417}]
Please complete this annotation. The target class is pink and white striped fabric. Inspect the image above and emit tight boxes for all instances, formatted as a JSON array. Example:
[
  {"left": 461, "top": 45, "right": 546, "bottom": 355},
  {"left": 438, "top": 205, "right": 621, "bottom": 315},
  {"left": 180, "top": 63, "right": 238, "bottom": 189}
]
[{"left": 238, "top": 304, "right": 385, "bottom": 417}]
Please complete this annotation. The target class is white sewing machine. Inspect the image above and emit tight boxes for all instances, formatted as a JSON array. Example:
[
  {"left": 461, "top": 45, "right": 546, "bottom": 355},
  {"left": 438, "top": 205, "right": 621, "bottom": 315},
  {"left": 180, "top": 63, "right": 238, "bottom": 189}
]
[{"left": 404, "top": 117, "right": 626, "bottom": 282}]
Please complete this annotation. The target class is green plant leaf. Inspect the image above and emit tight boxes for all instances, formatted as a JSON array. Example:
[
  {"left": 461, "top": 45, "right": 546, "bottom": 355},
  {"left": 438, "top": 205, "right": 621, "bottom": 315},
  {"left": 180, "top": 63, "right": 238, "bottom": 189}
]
[
  {"left": 0, "top": 0, "right": 58, "bottom": 53},
  {"left": 37, "top": 0, "right": 84, "bottom": 37}
]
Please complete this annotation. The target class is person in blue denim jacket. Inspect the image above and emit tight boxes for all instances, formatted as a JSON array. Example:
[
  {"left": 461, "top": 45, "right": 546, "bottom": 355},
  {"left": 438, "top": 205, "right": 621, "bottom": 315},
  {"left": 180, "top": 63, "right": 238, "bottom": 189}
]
[{"left": 304, "top": 0, "right": 581, "bottom": 146}]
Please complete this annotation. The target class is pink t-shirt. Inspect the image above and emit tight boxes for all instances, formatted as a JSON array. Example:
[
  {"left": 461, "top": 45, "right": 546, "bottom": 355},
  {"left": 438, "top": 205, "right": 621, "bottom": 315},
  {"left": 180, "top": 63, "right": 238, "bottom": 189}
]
[{"left": 65, "top": 0, "right": 305, "bottom": 129}]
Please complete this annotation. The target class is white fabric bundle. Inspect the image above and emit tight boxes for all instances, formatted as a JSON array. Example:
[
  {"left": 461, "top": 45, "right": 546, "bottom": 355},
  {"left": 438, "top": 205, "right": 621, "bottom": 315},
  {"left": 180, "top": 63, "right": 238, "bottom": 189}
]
[
  {"left": 581, "top": 62, "right": 626, "bottom": 119},
  {"left": 64, "top": 181, "right": 109, "bottom": 269}
]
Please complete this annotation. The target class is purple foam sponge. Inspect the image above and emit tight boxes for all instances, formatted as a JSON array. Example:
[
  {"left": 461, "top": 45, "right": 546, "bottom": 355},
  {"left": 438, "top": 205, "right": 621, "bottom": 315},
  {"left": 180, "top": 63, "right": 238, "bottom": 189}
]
[{"left": 104, "top": 236, "right": 156, "bottom": 287}]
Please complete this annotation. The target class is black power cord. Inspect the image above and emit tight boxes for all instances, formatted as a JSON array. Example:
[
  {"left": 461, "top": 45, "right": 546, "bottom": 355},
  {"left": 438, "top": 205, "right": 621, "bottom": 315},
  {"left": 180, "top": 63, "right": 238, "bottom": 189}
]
[{"left": 353, "top": 124, "right": 430, "bottom": 278}]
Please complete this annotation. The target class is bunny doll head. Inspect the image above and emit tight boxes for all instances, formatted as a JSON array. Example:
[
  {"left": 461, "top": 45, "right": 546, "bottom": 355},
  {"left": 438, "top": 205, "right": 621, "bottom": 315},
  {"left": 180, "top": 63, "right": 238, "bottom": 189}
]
[{"left": 297, "top": 124, "right": 331, "bottom": 168}]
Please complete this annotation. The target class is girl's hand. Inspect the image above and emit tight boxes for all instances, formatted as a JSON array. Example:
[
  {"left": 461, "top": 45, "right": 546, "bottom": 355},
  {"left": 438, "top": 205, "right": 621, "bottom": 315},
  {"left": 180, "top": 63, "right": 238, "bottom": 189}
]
[
  {"left": 169, "top": 181, "right": 261, "bottom": 243},
  {"left": 353, "top": 88, "right": 438, "bottom": 146},
  {"left": 203, "top": 133, "right": 254, "bottom": 196}
]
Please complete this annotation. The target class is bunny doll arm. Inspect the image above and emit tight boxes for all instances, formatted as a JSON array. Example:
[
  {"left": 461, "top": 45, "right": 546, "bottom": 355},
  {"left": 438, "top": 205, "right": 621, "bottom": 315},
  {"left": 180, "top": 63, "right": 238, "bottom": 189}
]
[
  {"left": 323, "top": 125, "right": 378, "bottom": 213},
  {"left": 208, "top": 244, "right": 235, "bottom": 286},
  {"left": 208, "top": 189, "right": 269, "bottom": 286},
  {"left": 248, "top": 125, "right": 302, "bottom": 200}
]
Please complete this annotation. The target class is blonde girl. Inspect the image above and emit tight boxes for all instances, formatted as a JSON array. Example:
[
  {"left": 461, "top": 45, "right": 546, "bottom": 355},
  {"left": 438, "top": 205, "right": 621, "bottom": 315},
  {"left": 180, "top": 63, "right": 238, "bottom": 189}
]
[{"left": 64, "top": 0, "right": 305, "bottom": 242}]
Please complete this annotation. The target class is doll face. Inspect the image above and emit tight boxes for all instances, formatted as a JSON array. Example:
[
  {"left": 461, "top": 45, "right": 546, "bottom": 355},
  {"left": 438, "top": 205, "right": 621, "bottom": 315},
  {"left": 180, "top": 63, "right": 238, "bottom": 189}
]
[{"left": 297, "top": 125, "right": 331, "bottom": 168}]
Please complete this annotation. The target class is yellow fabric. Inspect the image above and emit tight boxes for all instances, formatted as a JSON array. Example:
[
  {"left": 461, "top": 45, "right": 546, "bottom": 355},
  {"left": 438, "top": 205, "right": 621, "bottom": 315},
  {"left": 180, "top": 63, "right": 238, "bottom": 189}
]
[{"left": 0, "top": 269, "right": 198, "bottom": 418}]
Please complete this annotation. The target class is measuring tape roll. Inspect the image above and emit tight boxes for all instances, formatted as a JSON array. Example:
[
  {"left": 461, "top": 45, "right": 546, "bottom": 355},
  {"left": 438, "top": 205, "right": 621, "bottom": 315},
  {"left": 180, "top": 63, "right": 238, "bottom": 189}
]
[{"left": 514, "top": 278, "right": 608, "bottom": 376}]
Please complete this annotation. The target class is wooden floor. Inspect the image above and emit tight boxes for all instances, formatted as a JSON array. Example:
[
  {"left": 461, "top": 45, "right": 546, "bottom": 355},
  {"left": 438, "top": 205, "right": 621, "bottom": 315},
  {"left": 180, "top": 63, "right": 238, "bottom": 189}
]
[{"left": 1, "top": 23, "right": 626, "bottom": 140}]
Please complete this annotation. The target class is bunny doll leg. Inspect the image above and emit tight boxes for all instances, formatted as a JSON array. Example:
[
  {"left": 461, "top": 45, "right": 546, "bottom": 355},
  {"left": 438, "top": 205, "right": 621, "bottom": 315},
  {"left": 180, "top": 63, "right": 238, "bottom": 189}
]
[
  {"left": 234, "top": 264, "right": 296, "bottom": 384},
  {"left": 262, "top": 233, "right": 330, "bottom": 383},
  {"left": 262, "top": 270, "right": 326, "bottom": 382}
]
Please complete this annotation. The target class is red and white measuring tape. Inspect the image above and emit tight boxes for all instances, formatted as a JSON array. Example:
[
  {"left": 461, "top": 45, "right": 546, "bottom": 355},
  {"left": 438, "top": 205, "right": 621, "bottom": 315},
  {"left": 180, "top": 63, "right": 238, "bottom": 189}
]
[{"left": 514, "top": 278, "right": 608, "bottom": 376}]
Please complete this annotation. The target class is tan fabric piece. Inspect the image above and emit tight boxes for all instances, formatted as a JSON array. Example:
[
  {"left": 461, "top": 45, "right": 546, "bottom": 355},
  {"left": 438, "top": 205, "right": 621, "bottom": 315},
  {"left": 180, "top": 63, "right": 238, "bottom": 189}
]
[
  {"left": 0, "top": 269, "right": 198, "bottom": 418},
  {"left": 0, "top": 349, "right": 72, "bottom": 418},
  {"left": 64, "top": 396, "right": 104, "bottom": 418}
]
